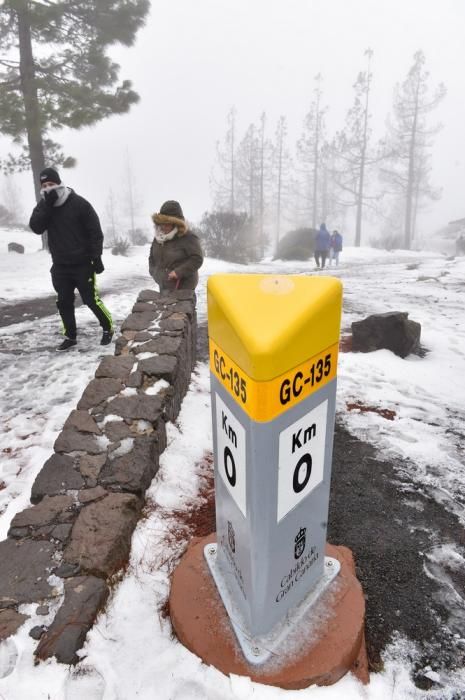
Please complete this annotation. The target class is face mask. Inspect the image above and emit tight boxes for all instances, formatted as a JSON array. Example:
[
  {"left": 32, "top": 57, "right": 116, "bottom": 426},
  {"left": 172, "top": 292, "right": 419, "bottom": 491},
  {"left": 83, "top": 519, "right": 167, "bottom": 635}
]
[
  {"left": 155, "top": 226, "right": 178, "bottom": 243},
  {"left": 41, "top": 184, "right": 59, "bottom": 194}
]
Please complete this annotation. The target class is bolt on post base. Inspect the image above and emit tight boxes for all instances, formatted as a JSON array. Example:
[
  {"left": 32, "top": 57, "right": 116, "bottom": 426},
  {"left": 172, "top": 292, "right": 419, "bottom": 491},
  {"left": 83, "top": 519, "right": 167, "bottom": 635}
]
[{"left": 204, "top": 543, "right": 341, "bottom": 666}]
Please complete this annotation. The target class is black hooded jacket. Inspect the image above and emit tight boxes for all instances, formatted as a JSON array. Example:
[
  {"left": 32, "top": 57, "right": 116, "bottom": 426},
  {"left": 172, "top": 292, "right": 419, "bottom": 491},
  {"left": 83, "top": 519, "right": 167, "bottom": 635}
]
[{"left": 29, "top": 190, "right": 103, "bottom": 265}]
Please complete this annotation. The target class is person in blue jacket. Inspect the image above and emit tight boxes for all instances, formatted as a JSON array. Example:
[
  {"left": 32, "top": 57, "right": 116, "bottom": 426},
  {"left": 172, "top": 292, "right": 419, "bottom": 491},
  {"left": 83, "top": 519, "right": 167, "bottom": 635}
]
[
  {"left": 314, "top": 223, "right": 331, "bottom": 269},
  {"left": 329, "top": 229, "right": 343, "bottom": 266}
]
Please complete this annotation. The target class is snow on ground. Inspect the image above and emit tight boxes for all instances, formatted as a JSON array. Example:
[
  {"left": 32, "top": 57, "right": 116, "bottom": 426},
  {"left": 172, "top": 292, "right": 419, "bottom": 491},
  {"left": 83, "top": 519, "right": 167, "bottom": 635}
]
[{"left": 0, "top": 234, "right": 465, "bottom": 698}]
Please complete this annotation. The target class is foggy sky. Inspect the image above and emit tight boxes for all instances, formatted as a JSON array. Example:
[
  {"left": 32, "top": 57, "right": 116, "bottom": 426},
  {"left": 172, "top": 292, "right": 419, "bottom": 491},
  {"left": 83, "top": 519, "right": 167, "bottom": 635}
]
[{"left": 2, "top": 0, "right": 465, "bottom": 240}]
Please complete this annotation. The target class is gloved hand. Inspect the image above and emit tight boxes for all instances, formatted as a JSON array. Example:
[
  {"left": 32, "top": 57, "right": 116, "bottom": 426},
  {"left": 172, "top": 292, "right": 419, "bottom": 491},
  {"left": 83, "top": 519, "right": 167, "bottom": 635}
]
[
  {"left": 92, "top": 257, "right": 104, "bottom": 274},
  {"left": 44, "top": 189, "right": 59, "bottom": 207}
]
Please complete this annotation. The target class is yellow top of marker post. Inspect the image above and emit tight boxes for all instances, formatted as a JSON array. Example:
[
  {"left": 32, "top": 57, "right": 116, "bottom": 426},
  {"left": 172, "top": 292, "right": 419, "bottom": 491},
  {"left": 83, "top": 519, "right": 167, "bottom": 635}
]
[{"left": 208, "top": 274, "right": 342, "bottom": 380}]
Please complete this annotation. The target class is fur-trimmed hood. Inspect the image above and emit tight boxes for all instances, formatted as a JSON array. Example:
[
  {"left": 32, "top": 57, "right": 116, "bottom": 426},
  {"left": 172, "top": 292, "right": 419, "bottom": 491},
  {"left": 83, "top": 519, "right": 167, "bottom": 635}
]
[{"left": 151, "top": 212, "right": 188, "bottom": 235}]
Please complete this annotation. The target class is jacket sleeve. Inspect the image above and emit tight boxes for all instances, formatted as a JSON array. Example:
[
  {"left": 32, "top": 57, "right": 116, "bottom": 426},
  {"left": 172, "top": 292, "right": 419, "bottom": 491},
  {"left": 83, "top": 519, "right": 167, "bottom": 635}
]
[
  {"left": 29, "top": 200, "right": 52, "bottom": 235},
  {"left": 148, "top": 242, "right": 156, "bottom": 281},
  {"left": 81, "top": 199, "right": 104, "bottom": 259},
  {"left": 173, "top": 234, "right": 204, "bottom": 279}
]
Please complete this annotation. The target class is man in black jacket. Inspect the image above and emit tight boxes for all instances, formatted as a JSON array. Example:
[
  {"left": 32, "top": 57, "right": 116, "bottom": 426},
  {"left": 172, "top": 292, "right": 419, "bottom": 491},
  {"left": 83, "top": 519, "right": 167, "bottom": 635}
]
[{"left": 30, "top": 167, "right": 113, "bottom": 351}]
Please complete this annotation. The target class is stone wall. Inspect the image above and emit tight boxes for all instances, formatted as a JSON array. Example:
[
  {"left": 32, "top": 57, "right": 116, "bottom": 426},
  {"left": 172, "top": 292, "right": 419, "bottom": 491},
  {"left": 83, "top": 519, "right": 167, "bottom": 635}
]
[{"left": 0, "top": 289, "right": 197, "bottom": 664}]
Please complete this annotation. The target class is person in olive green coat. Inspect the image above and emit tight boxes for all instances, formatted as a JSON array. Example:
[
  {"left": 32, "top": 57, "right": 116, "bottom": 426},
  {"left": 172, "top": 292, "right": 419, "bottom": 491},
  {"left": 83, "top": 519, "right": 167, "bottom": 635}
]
[{"left": 149, "top": 200, "right": 203, "bottom": 292}]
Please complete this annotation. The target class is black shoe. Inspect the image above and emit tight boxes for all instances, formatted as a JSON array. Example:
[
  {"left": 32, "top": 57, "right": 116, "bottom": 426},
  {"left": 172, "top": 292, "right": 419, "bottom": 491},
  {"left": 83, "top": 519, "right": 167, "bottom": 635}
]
[
  {"left": 101, "top": 330, "right": 114, "bottom": 346},
  {"left": 57, "top": 338, "right": 77, "bottom": 351}
]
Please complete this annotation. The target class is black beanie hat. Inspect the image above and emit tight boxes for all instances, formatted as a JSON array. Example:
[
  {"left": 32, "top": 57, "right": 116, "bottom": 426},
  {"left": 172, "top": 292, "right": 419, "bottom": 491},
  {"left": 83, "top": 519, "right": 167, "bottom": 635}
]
[
  {"left": 39, "top": 167, "right": 61, "bottom": 185},
  {"left": 159, "top": 200, "right": 184, "bottom": 220}
]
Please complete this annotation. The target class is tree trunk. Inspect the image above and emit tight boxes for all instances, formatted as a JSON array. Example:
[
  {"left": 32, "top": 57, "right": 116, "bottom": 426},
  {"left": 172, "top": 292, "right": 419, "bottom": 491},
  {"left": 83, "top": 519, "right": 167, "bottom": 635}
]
[
  {"left": 275, "top": 123, "right": 283, "bottom": 255},
  {"left": 230, "top": 109, "right": 235, "bottom": 212},
  {"left": 17, "top": 1, "right": 47, "bottom": 247},
  {"left": 312, "top": 109, "right": 319, "bottom": 229},
  {"left": 311, "top": 80, "right": 324, "bottom": 229},
  {"left": 258, "top": 113, "right": 265, "bottom": 258},
  {"left": 355, "top": 55, "right": 372, "bottom": 248},
  {"left": 404, "top": 82, "right": 420, "bottom": 250}
]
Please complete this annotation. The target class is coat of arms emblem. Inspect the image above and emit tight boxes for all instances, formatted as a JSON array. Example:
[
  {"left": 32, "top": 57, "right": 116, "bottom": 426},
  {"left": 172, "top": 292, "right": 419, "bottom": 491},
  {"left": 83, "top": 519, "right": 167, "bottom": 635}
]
[
  {"left": 294, "top": 527, "right": 306, "bottom": 559},
  {"left": 228, "top": 520, "right": 236, "bottom": 553}
]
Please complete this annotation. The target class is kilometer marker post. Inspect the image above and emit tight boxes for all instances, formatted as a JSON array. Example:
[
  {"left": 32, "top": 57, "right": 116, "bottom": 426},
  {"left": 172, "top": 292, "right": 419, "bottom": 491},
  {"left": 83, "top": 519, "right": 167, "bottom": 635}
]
[
  {"left": 206, "top": 273, "right": 341, "bottom": 661},
  {"left": 169, "top": 274, "right": 368, "bottom": 687}
]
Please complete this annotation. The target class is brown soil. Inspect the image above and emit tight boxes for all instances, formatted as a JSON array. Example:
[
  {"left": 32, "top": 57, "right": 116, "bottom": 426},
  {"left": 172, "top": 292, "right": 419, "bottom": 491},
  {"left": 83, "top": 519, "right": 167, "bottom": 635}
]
[{"left": 346, "top": 401, "right": 396, "bottom": 421}]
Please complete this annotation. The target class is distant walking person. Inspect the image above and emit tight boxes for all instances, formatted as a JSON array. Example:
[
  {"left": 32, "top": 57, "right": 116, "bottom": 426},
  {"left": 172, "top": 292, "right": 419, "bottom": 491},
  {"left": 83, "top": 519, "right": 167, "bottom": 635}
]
[
  {"left": 29, "top": 167, "right": 113, "bottom": 351},
  {"left": 149, "top": 200, "right": 203, "bottom": 293},
  {"left": 329, "top": 229, "right": 343, "bottom": 266},
  {"left": 314, "top": 223, "right": 331, "bottom": 269}
]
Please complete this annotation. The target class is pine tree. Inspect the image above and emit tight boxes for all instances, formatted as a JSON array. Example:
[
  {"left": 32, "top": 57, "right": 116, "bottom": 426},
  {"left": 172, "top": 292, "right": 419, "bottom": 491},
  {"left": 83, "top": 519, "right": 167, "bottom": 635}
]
[
  {"left": 271, "top": 115, "right": 293, "bottom": 251},
  {"left": 211, "top": 106, "right": 237, "bottom": 212},
  {"left": 297, "top": 73, "right": 326, "bottom": 228},
  {"left": 380, "top": 50, "right": 445, "bottom": 249},
  {"left": 318, "top": 140, "right": 344, "bottom": 227},
  {"left": 332, "top": 49, "right": 377, "bottom": 246},
  {"left": 236, "top": 123, "right": 259, "bottom": 219},
  {"left": 0, "top": 0, "right": 149, "bottom": 201}
]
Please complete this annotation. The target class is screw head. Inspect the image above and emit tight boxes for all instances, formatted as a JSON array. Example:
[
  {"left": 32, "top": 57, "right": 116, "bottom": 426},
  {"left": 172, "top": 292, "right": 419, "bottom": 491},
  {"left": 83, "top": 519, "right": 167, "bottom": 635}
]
[{"left": 251, "top": 646, "right": 261, "bottom": 656}]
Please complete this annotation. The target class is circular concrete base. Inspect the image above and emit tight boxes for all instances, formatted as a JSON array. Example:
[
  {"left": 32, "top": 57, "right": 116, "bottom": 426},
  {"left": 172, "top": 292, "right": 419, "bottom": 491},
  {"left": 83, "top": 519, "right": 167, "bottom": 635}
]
[{"left": 169, "top": 534, "right": 369, "bottom": 689}]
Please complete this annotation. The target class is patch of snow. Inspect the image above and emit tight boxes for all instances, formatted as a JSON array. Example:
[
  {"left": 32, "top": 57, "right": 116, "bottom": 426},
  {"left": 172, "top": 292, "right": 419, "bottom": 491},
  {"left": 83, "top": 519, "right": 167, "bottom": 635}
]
[
  {"left": 108, "top": 437, "right": 134, "bottom": 459},
  {"left": 145, "top": 379, "right": 170, "bottom": 395}
]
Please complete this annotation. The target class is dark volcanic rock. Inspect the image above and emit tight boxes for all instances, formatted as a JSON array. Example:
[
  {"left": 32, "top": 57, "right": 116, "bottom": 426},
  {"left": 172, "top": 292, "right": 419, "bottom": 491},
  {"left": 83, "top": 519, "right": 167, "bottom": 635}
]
[
  {"left": 94, "top": 355, "right": 135, "bottom": 382},
  {"left": 54, "top": 428, "right": 103, "bottom": 455},
  {"left": 0, "top": 539, "right": 56, "bottom": 606},
  {"left": 126, "top": 369, "right": 144, "bottom": 388},
  {"left": 35, "top": 576, "right": 109, "bottom": 664},
  {"left": 121, "top": 311, "right": 158, "bottom": 331},
  {"left": 63, "top": 410, "right": 101, "bottom": 435},
  {"left": 114, "top": 336, "right": 129, "bottom": 356},
  {"left": 103, "top": 419, "right": 132, "bottom": 442},
  {"left": 29, "top": 625, "right": 47, "bottom": 640},
  {"left": 78, "top": 486, "right": 108, "bottom": 504},
  {"left": 169, "top": 301, "right": 195, "bottom": 318},
  {"left": 63, "top": 493, "right": 142, "bottom": 577},
  {"left": 50, "top": 523, "right": 73, "bottom": 543},
  {"left": 31, "top": 453, "right": 84, "bottom": 504},
  {"left": 77, "top": 378, "right": 123, "bottom": 411},
  {"left": 159, "top": 317, "right": 186, "bottom": 332},
  {"left": 104, "top": 394, "right": 163, "bottom": 422},
  {"left": 133, "top": 336, "right": 182, "bottom": 356},
  {"left": 100, "top": 433, "right": 165, "bottom": 495},
  {"left": 132, "top": 301, "right": 158, "bottom": 313},
  {"left": 351, "top": 311, "right": 421, "bottom": 358},
  {"left": 134, "top": 331, "right": 153, "bottom": 342},
  {"left": 137, "top": 289, "right": 161, "bottom": 302},
  {"left": 8, "top": 495, "right": 74, "bottom": 533},
  {"left": 0, "top": 609, "right": 28, "bottom": 641},
  {"left": 138, "top": 355, "right": 177, "bottom": 382},
  {"left": 78, "top": 454, "right": 106, "bottom": 482}
]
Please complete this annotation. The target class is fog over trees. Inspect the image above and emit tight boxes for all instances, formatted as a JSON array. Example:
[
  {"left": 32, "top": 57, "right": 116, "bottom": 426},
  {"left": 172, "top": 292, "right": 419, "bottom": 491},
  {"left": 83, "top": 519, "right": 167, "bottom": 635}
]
[
  {"left": 210, "top": 49, "right": 446, "bottom": 255},
  {"left": 0, "top": 2, "right": 460, "bottom": 258}
]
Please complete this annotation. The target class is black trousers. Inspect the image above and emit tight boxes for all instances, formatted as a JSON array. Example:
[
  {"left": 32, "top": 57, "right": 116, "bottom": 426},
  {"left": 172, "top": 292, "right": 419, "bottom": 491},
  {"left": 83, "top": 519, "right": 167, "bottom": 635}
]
[
  {"left": 51, "top": 263, "right": 113, "bottom": 339},
  {"left": 314, "top": 250, "right": 328, "bottom": 268}
]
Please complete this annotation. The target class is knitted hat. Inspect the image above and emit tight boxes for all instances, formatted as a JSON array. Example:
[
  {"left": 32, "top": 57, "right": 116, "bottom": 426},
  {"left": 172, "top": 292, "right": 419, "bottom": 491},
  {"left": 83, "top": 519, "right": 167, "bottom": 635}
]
[
  {"left": 39, "top": 167, "right": 61, "bottom": 185},
  {"left": 152, "top": 200, "right": 187, "bottom": 233}
]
